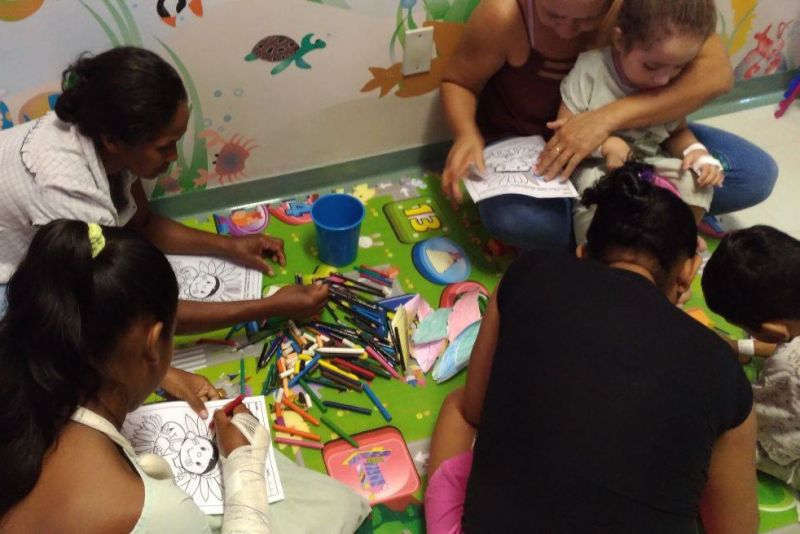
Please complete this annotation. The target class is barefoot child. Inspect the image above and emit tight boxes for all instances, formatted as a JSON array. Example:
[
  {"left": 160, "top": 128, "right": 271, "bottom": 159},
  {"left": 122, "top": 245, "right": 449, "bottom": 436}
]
[{"left": 559, "top": 0, "right": 725, "bottom": 244}]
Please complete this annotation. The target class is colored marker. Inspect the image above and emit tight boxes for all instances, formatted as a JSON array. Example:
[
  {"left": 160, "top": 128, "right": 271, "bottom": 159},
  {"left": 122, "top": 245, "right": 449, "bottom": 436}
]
[
  {"left": 320, "top": 369, "right": 364, "bottom": 392},
  {"left": 272, "top": 424, "right": 322, "bottom": 441},
  {"left": 320, "top": 415, "right": 359, "bottom": 448},
  {"left": 363, "top": 382, "right": 392, "bottom": 421},
  {"left": 323, "top": 400, "right": 372, "bottom": 415},
  {"left": 299, "top": 379, "right": 327, "bottom": 413},
  {"left": 274, "top": 436, "right": 325, "bottom": 450},
  {"left": 305, "top": 376, "right": 347, "bottom": 392},
  {"left": 239, "top": 358, "right": 246, "bottom": 395},
  {"left": 284, "top": 397, "right": 320, "bottom": 426},
  {"left": 288, "top": 353, "right": 321, "bottom": 388},
  {"left": 209, "top": 394, "right": 245, "bottom": 430},
  {"left": 332, "top": 358, "right": 376, "bottom": 380},
  {"left": 318, "top": 359, "right": 360, "bottom": 381},
  {"left": 365, "top": 345, "right": 401, "bottom": 379}
]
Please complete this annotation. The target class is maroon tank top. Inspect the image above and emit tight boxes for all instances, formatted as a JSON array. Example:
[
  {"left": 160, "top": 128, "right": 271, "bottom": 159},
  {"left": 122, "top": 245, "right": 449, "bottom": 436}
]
[{"left": 476, "top": 0, "right": 577, "bottom": 141}]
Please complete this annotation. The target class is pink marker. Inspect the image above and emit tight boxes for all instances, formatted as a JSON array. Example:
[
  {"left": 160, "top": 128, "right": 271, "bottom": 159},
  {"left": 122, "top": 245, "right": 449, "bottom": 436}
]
[{"left": 365, "top": 345, "right": 401, "bottom": 379}]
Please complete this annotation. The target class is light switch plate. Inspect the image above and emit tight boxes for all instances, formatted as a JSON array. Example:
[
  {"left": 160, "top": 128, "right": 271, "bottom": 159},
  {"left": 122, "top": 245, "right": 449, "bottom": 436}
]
[{"left": 402, "top": 26, "right": 434, "bottom": 76}]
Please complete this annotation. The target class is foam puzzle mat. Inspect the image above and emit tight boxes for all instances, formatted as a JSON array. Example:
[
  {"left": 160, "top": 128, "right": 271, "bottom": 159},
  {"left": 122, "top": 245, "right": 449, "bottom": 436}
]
[{"left": 169, "top": 172, "right": 796, "bottom": 533}]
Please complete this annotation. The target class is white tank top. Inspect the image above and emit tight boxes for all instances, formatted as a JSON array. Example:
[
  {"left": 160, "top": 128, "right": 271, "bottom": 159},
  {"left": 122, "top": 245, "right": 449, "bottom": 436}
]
[{"left": 71, "top": 407, "right": 218, "bottom": 533}]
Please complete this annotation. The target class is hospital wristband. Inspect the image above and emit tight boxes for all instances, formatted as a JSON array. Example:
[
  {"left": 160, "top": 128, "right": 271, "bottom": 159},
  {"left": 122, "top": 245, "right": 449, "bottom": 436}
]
[
  {"left": 737, "top": 339, "right": 755, "bottom": 359},
  {"left": 682, "top": 142, "right": 708, "bottom": 157}
]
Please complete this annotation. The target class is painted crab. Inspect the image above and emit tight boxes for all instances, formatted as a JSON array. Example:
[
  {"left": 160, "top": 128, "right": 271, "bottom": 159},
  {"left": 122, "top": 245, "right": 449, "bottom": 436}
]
[
  {"left": 194, "top": 129, "right": 258, "bottom": 186},
  {"left": 245, "top": 33, "right": 326, "bottom": 75}
]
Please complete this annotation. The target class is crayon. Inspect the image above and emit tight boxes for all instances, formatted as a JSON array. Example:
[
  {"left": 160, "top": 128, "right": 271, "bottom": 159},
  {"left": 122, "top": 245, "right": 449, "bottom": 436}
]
[{"left": 320, "top": 415, "right": 359, "bottom": 448}]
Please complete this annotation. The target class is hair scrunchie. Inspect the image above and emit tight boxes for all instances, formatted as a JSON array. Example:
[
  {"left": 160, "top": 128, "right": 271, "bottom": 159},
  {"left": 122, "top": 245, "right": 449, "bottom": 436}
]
[{"left": 87, "top": 223, "right": 106, "bottom": 258}]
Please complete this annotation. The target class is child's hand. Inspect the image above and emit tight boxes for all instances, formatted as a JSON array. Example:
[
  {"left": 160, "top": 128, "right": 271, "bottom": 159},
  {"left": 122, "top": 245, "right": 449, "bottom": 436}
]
[
  {"left": 214, "top": 403, "right": 252, "bottom": 456},
  {"left": 266, "top": 283, "right": 329, "bottom": 319},
  {"left": 601, "top": 136, "right": 631, "bottom": 170},
  {"left": 682, "top": 145, "right": 724, "bottom": 188}
]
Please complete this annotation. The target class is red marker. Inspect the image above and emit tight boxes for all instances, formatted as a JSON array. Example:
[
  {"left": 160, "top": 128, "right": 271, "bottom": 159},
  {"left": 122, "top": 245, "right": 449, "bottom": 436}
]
[{"left": 209, "top": 394, "right": 245, "bottom": 431}]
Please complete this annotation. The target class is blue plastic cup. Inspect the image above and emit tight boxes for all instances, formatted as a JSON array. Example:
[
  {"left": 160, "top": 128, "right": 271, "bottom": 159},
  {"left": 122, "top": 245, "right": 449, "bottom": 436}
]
[{"left": 311, "top": 194, "right": 365, "bottom": 266}]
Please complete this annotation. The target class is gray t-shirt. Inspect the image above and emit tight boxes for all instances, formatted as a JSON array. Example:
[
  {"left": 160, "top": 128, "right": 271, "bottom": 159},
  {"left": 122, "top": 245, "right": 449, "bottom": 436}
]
[{"left": 560, "top": 48, "right": 682, "bottom": 157}]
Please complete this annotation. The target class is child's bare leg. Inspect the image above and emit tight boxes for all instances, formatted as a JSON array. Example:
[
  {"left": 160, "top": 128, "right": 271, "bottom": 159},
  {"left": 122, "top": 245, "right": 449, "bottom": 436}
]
[
  {"left": 429, "top": 388, "right": 477, "bottom": 478},
  {"left": 690, "top": 205, "right": 708, "bottom": 253}
]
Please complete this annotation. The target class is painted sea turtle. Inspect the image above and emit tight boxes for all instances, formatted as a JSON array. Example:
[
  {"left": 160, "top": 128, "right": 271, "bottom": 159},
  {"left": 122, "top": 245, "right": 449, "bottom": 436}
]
[{"left": 245, "top": 33, "right": 326, "bottom": 75}]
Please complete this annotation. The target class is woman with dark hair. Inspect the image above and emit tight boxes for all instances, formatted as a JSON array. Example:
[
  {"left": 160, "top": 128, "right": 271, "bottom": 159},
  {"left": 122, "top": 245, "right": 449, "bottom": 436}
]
[
  {"left": 425, "top": 162, "right": 757, "bottom": 533},
  {"left": 0, "top": 47, "right": 329, "bottom": 411}
]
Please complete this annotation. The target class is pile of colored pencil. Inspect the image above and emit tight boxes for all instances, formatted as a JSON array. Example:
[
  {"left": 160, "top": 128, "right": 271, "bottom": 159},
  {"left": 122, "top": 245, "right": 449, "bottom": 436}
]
[{"left": 257, "top": 266, "right": 404, "bottom": 449}]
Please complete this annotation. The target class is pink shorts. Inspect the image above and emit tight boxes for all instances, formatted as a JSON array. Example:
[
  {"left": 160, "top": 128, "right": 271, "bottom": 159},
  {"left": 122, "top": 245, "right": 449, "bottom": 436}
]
[{"left": 424, "top": 451, "right": 474, "bottom": 534}]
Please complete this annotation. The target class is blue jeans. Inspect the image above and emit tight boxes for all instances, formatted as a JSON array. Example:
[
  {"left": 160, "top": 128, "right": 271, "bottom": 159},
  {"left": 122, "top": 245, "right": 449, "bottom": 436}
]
[
  {"left": 477, "top": 124, "right": 778, "bottom": 250},
  {"left": 0, "top": 283, "right": 6, "bottom": 316}
]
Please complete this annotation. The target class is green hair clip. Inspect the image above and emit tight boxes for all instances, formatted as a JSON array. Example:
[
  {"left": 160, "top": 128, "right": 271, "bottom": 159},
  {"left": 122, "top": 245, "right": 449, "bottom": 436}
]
[{"left": 87, "top": 223, "right": 105, "bottom": 258}]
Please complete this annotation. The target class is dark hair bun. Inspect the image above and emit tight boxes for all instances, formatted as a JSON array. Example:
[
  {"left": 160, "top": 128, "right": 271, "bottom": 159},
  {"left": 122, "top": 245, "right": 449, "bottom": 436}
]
[
  {"left": 53, "top": 47, "right": 186, "bottom": 145},
  {"left": 581, "top": 161, "right": 653, "bottom": 216},
  {"left": 581, "top": 161, "right": 697, "bottom": 278}
]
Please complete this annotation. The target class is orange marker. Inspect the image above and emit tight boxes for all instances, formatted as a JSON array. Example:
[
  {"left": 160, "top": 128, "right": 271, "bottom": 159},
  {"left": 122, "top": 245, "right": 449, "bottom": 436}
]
[
  {"left": 272, "top": 424, "right": 322, "bottom": 441},
  {"left": 283, "top": 397, "right": 320, "bottom": 426}
]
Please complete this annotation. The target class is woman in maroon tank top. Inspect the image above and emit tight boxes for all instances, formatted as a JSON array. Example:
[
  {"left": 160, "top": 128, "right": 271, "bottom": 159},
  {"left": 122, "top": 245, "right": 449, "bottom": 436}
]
[{"left": 440, "top": 0, "right": 775, "bottom": 251}]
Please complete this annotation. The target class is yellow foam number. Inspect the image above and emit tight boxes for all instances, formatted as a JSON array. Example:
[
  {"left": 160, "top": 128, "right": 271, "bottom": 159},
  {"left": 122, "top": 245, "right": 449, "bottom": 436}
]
[{"left": 404, "top": 204, "right": 441, "bottom": 232}]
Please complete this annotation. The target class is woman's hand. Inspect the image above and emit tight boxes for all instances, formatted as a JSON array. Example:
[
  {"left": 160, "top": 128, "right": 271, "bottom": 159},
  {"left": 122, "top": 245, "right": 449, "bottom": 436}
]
[
  {"left": 160, "top": 367, "right": 221, "bottom": 418},
  {"left": 536, "top": 109, "right": 613, "bottom": 181},
  {"left": 213, "top": 403, "right": 251, "bottom": 456},
  {"left": 683, "top": 149, "right": 725, "bottom": 188},
  {"left": 226, "top": 234, "right": 287, "bottom": 276},
  {"left": 266, "top": 283, "right": 329, "bottom": 319},
  {"left": 442, "top": 132, "right": 486, "bottom": 203}
]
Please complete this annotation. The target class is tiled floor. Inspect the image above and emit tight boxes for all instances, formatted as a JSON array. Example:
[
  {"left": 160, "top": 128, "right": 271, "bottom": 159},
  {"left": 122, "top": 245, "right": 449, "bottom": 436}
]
[{"left": 697, "top": 103, "right": 800, "bottom": 238}]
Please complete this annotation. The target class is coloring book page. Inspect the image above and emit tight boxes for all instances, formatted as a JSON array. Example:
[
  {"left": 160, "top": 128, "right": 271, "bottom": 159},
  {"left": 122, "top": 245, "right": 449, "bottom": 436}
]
[
  {"left": 464, "top": 136, "right": 578, "bottom": 201},
  {"left": 122, "top": 396, "right": 284, "bottom": 514},
  {"left": 167, "top": 254, "right": 263, "bottom": 302}
]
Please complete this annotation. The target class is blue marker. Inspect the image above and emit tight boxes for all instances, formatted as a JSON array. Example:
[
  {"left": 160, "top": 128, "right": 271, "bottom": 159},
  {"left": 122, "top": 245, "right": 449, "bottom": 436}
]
[
  {"left": 289, "top": 353, "right": 321, "bottom": 388},
  {"left": 362, "top": 382, "right": 392, "bottom": 421}
]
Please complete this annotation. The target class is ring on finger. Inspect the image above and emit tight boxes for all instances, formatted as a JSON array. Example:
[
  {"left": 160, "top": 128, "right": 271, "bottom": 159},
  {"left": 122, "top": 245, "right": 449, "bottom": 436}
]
[{"left": 554, "top": 146, "right": 562, "bottom": 153}]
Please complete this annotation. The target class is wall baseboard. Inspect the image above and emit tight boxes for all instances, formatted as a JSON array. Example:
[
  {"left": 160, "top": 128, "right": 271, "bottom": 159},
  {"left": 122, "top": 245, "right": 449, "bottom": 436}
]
[{"left": 152, "top": 70, "right": 798, "bottom": 219}]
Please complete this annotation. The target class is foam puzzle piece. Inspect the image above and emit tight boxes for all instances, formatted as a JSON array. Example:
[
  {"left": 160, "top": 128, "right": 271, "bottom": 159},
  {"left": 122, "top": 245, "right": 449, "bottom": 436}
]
[
  {"left": 432, "top": 320, "right": 481, "bottom": 383},
  {"left": 412, "top": 308, "right": 452, "bottom": 344},
  {"left": 447, "top": 290, "right": 482, "bottom": 342}
]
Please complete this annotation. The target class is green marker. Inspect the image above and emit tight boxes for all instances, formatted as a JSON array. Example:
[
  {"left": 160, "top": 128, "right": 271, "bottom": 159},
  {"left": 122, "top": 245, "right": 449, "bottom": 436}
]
[
  {"left": 299, "top": 379, "right": 327, "bottom": 412},
  {"left": 320, "top": 415, "right": 358, "bottom": 448}
]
